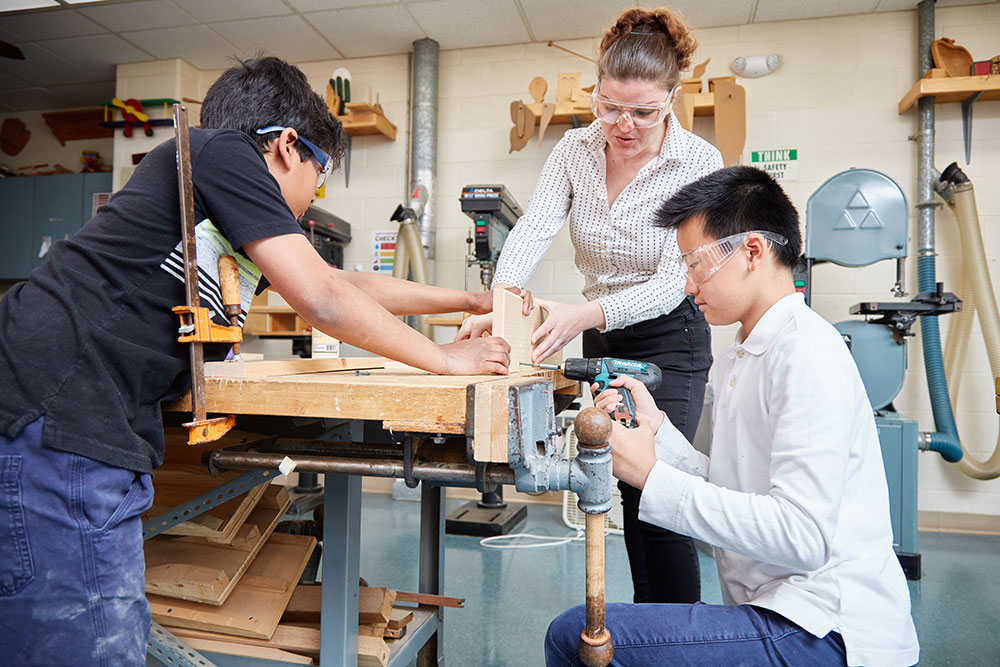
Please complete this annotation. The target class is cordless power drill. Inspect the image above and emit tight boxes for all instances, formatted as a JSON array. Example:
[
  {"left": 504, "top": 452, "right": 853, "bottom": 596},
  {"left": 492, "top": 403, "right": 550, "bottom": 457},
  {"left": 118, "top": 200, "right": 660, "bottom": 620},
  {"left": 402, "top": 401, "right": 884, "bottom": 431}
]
[{"left": 533, "top": 357, "right": 662, "bottom": 428}]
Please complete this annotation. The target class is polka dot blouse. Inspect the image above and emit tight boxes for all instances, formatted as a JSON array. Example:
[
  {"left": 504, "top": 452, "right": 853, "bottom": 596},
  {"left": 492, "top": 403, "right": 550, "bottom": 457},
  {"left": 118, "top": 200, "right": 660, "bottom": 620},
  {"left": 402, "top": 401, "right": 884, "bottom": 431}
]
[{"left": 492, "top": 113, "right": 723, "bottom": 332}]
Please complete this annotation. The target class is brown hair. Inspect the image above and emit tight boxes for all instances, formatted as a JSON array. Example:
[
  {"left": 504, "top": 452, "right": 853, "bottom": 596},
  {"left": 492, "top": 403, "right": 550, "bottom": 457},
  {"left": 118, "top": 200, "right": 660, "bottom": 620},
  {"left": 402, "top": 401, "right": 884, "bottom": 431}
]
[{"left": 598, "top": 8, "right": 697, "bottom": 90}]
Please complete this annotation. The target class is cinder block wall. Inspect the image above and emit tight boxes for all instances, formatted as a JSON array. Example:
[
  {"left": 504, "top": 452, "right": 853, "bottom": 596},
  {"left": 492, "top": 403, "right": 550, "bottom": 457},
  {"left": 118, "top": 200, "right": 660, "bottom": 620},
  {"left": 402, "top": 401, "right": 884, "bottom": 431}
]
[{"left": 169, "top": 4, "right": 1000, "bottom": 520}]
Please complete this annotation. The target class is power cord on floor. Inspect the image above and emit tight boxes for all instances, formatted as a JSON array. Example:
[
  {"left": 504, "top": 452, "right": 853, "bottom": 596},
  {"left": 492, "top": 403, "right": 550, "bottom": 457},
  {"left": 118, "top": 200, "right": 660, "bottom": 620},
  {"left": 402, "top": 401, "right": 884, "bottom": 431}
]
[{"left": 479, "top": 528, "right": 615, "bottom": 549}]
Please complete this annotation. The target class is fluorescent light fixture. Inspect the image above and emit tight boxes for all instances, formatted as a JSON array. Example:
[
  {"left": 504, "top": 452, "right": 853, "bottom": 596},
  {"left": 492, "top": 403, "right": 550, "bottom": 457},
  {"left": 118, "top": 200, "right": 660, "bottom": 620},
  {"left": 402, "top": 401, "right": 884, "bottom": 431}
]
[{"left": 0, "top": 1, "right": 59, "bottom": 12}]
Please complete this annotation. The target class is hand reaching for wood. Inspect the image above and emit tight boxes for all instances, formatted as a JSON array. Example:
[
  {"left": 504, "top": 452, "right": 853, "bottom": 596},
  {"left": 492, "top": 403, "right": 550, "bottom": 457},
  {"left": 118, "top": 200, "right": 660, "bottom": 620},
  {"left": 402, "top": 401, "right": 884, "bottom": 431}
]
[{"left": 439, "top": 336, "right": 511, "bottom": 375}]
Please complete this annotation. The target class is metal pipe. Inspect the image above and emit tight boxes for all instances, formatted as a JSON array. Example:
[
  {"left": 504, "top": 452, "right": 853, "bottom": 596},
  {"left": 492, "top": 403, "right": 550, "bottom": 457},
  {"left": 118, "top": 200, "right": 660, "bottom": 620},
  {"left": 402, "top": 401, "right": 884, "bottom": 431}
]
[
  {"left": 209, "top": 450, "right": 514, "bottom": 487},
  {"left": 916, "top": 0, "right": 936, "bottom": 256},
  {"left": 410, "top": 38, "right": 438, "bottom": 260}
]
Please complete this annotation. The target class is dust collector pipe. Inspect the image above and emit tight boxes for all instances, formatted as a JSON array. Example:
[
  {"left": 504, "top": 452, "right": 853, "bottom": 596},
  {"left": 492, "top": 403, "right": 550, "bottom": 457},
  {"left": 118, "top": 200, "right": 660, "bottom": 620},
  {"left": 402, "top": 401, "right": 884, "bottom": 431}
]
[
  {"left": 914, "top": 0, "right": 963, "bottom": 463},
  {"left": 938, "top": 164, "right": 1000, "bottom": 479}
]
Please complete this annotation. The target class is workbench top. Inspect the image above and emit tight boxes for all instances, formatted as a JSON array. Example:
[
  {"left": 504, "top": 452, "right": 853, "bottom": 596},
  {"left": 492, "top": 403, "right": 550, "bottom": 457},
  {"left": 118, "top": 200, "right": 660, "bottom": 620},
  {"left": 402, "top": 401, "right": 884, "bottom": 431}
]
[{"left": 166, "top": 359, "right": 577, "bottom": 462}]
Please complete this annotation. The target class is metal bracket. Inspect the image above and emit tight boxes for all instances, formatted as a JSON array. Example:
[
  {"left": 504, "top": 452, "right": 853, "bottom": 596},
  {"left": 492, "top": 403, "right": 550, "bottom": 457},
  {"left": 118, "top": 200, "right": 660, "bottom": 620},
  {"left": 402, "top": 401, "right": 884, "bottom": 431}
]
[
  {"left": 960, "top": 91, "right": 982, "bottom": 165},
  {"left": 142, "top": 468, "right": 277, "bottom": 540},
  {"left": 147, "top": 621, "right": 216, "bottom": 667}
]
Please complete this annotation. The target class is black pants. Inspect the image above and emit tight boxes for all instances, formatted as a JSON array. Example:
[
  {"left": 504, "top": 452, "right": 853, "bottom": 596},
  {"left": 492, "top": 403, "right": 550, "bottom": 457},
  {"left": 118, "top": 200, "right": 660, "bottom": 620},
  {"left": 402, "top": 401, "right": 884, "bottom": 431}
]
[{"left": 583, "top": 296, "right": 712, "bottom": 604}]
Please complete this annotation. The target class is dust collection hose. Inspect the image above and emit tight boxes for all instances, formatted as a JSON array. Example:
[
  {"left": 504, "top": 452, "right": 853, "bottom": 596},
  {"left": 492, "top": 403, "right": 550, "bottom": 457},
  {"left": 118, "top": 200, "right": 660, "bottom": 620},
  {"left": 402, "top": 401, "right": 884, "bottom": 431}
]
[{"left": 934, "top": 164, "right": 1000, "bottom": 479}]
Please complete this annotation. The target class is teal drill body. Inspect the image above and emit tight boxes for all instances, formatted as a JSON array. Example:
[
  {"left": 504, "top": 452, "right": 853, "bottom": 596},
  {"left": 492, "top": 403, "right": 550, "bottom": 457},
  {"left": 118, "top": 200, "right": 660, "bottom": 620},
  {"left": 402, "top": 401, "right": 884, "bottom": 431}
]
[{"left": 562, "top": 357, "right": 663, "bottom": 428}]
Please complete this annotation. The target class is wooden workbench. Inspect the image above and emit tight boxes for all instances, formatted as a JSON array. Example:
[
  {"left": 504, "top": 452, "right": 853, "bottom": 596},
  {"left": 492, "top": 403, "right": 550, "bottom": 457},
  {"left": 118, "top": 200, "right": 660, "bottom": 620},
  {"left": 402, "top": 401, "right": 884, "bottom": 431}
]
[{"left": 169, "top": 360, "right": 577, "bottom": 463}]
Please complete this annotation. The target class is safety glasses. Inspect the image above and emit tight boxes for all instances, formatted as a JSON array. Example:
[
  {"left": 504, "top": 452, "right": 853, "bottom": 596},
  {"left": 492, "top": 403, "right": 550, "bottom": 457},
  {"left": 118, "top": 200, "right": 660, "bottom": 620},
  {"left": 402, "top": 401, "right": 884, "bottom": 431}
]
[
  {"left": 590, "top": 87, "right": 676, "bottom": 128},
  {"left": 678, "top": 231, "right": 788, "bottom": 285},
  {"left": 255, "top": 126, "right": 333, "bottom": 190}
]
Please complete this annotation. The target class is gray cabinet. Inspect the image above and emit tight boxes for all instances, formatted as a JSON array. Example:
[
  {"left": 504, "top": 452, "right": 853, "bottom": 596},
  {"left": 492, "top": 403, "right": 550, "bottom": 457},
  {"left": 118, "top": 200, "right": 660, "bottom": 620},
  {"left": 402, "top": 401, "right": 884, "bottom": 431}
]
[
  {"left": 0, "top": 178, "right": 34, "bottom": 279},
  {"left": 0, "top": 173, "right": 113, "bottom": 279}
]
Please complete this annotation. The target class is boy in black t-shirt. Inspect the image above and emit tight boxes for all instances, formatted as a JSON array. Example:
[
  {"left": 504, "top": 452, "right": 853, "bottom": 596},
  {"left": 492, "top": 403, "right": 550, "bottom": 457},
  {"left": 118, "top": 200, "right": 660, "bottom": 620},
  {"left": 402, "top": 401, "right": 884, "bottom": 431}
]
[{"left": 0, "top": 57, "right": 516, "bottom": 665}]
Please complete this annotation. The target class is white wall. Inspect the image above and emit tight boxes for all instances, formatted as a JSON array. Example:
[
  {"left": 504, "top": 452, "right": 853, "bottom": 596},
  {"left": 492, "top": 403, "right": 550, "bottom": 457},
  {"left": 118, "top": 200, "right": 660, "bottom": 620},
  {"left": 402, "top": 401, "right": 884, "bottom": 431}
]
[{"left": 126, "top": 3, "right": 999, "bottom": 520}]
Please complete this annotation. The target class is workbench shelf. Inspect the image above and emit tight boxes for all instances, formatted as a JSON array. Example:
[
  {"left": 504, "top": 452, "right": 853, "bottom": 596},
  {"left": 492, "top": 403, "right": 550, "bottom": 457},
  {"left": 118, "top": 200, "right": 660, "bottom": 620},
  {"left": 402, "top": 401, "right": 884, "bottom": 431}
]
[{"left": 898, "top": 74, "right": 1000, "bottom": 113}]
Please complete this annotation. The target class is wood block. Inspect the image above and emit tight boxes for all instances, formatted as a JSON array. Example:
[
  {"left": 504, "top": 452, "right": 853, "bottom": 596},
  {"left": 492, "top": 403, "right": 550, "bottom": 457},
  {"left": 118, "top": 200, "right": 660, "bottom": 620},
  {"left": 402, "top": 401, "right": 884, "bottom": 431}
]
[
  {"left": 144, "top": 486, "right": 290, "bottom": 605},
  {"left": 359, "top": 587, "right": 396, "bottom": 625},
  {"left": 205, "top": 357, "right": 385, "bottom": 379},
  {"left": 359, "top": 635, "right": 390, "bottom": 667},
  {"left": 492, "top": 289, "right": 561, "bottom": 368},
  {"left": 149, "top": 532, "right": 316, "bottom": 640},
  {"left": 143, "top": 464, "right": 270, "bottom": 543},
  {"left": 388, "top": 608, "right": 414, "bottom": 630}
]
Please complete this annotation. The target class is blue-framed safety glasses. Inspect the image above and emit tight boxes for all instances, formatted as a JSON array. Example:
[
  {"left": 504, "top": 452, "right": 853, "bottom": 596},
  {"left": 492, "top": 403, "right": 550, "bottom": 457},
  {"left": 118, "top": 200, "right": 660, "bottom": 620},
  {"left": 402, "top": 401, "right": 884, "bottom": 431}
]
[{"left": 255, "top": 126, "right": 332, "bottom": 190}]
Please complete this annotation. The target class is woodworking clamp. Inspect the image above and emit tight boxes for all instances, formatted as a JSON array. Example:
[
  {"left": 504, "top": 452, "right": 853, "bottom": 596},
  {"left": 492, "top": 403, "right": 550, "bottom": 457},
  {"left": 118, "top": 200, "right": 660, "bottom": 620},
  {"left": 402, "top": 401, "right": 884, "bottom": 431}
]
[{"left": 170, "top": 104, "right": 240, "bottom": 445}]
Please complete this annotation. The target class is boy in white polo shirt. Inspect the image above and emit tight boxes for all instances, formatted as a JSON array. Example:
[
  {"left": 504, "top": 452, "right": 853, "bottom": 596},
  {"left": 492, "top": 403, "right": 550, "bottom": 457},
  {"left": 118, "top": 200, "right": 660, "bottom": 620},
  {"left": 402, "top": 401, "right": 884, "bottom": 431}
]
[{"left": 545, "top": 166, "right": 919, "bottom": 667}]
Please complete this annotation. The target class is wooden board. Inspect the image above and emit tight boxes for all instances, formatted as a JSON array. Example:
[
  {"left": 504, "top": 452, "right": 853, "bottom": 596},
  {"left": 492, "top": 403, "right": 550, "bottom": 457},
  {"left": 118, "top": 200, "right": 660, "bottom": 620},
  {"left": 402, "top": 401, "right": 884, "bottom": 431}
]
[
  {"left": 167, "top": 624, "right": 389, "bottom": 665},
  {"left": 359, "top": 587, "right": 396, "bottom": 626},
  {"left": 179, "top": 637, "right": 312, "bottom": 664},
  {"left": 143, "top": 464, "right": 270, "bottom": 543},
  {"left": 149, "top": 532, "right": 316, "bottom": 640},
  {"left": 712, "top": 78, "right": 747, "bottom": 167},
  {"left": 898, "top": 74, "right": 1000, "bottom": 114},
  {"left": 206, "top": 357, "right": 385, "bottom": 379},
  {"left": 144, "top": 485, "right": 291, "bottom": 605},
  {"left": 492, "top": 289, "right": 562, "bottom": 368}
]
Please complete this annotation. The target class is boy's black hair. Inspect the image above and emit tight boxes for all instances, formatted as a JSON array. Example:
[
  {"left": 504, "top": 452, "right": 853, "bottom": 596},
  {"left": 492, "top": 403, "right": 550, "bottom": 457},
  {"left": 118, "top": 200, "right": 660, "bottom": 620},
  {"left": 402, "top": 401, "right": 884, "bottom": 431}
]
[
  {"left": 200, "top": 55, "right": 346, "bottom": 171},
  {"left": 654, "top": 166, "right": 801, "bottom": 267}
]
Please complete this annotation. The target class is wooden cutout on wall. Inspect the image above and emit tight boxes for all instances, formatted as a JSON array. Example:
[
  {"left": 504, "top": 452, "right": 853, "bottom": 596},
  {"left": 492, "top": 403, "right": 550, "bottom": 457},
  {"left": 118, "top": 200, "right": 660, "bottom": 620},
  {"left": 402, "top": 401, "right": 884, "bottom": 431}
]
[
  {"left": 509, "top": 100, "right": 534, "bottom": 153},
  {"left": 492, "top": 289, "right": 562, "bottom": 369},
  {"left": 712, "top": 77, "right": 747, "bottom": 167}
]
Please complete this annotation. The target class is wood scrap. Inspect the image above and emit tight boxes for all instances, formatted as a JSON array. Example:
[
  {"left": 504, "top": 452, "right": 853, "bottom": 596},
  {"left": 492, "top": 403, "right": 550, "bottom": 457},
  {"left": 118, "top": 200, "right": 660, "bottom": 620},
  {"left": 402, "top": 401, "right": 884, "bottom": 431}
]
[
  {"left": 359, "top": 587, "right": 396, "bottom": 625},
  {"left": 205, "top": 356, "right": 386, "bottom": 379},
  {"left": 149, "top": 532, "right": 316, "bottom": 640},
  {"left": 143, "top": 464, "right": 269, "bottom": 543},
  {"left": 178, "top": 636, "right": 312, "bottom": 664},
  {"left": 393, "top": 591, "right": 465, "bottom": 608},
  {"left": 144, "top": 485, "right": 290, "bottom": 605}
]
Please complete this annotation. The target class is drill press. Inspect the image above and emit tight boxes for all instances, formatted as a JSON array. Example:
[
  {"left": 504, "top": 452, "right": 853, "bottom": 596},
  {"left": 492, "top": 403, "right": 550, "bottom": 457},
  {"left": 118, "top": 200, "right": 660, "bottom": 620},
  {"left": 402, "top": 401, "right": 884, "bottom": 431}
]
[
  {"left": 460, "top": 184, "right": 522, "bottom": 290},
  {"left": 447, "top": 184, "right": 529, "bottom": 537}
]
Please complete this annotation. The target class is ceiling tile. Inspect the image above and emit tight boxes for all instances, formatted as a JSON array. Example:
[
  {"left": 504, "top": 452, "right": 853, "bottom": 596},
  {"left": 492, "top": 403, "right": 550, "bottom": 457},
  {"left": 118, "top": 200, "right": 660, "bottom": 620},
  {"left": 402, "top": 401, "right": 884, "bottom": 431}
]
[
  {"left": 170, "top": 0, "right": 292, "bottom": 23},
  {"left": 210, "top": 15, "right": 339, "bottom": 63},
  {"left": 0, "top": 42, "right": 104, "bottom": 85},
  {"left": 754, "top": 0, "right": 881, "bottom": 23},
  {"left": 120, "top": 25, "right": 240, "bottom": 70},
  {"left": 0, "top": 6, "right": 106, "bottom": 40},
  {"left": 408, "top": 0, "right": 530, "bottom": 49},
  {"left": 0, "top": 68, "right": 31, "bottom": 90},
  {"left": 44, "top": 79, "right": 115, "bottom": 107},
  {"left": 78, "top": 0, "right": 197, "bottom": 32},
  {"left": 36, "top": 34, "right": 154, "bottom": 80},
  {"left": 0, "top": 86, "right": 58, "bottom": 111},
  {"left": 518, "top": 0, "right": 634, "bottom": 42},
  {"left": 306, "top": 4, "right": 424, "bottom": 57},
  {"left": 663, "top": 0, "right": 757, "bottom": 28},
  {"left": 288, "top": 0, "right": 393, "bottom": 11}
]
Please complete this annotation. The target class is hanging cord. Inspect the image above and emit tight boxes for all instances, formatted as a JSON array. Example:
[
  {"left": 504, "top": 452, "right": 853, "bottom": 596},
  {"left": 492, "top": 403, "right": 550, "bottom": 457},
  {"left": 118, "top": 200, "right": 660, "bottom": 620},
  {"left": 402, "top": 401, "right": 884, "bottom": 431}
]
[{"left": 479, "top": 528, "right": 616, "bottom": 550}]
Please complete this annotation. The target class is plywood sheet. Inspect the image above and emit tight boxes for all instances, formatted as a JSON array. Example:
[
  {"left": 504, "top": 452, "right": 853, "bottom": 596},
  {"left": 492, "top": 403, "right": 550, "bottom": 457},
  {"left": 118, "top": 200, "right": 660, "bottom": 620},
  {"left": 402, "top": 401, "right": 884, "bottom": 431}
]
[
  {"left": 144, "top": 485, "right": 291, "bottom": 605},
  {"left": 493, "top": 289, "right": 562, "bottom": 368},
  {"left": 149, "top": 532, "right": 316, "bottom": 640}
]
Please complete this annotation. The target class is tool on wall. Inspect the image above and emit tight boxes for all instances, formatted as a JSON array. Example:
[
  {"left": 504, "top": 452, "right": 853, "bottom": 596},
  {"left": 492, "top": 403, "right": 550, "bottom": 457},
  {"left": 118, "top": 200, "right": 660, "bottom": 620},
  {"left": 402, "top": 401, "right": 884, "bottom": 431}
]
[
  {"left": 169, "top": 104, "right": 240, "bottom": 445},
  {"left": 330, "top": 67, "right": 352, "bottom": 187}
]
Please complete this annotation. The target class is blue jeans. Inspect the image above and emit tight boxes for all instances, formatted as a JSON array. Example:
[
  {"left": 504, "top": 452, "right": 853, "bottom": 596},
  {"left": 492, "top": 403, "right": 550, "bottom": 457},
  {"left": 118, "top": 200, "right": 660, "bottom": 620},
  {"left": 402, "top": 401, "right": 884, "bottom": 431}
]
[
  {"left": 0, "top": 417, "right": 153, "bottom": 666},
  {"left": 545, "top": 602, "right": 847, "bottom": 666}
]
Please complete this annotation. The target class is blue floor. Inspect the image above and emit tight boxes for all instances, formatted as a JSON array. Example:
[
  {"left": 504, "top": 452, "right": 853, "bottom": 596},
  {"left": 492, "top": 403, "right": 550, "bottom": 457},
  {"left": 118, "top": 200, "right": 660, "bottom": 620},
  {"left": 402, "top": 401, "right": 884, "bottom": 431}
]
[{"left": 358, "top": 492, "right": 1000, "bottom": 667}]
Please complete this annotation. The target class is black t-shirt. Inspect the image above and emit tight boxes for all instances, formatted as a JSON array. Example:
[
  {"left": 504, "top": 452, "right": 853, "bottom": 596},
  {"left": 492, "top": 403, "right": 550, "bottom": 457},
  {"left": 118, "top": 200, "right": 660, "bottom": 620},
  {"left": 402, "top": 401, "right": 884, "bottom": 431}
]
[{"left": 0, "top": 129, "right": 302, "bottom": 473}]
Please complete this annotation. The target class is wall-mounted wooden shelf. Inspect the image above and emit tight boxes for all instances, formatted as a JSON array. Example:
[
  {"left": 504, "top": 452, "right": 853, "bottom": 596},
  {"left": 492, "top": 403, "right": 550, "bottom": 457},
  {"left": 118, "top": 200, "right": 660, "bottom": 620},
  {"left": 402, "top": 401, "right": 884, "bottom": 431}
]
[
  {"left": 337, "top": 102, "right": 396, "bottom": 140},
  {"left": 898, "top": 74, "right": 1000, "bottom": 114},
  {"left": 244, "top": 305, "right": 311, "bottom": 337}
]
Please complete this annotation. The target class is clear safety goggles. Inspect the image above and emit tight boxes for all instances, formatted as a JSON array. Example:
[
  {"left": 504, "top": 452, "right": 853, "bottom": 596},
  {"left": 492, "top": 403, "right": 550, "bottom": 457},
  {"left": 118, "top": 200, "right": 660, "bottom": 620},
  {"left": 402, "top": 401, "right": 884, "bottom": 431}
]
[
  {"left": 590, "top": 87, "right": 676, "bottom": 128},
  {"left": 256, "top": 126, "right": 333, "bottom": 190},
  {"left": 678, "top": 231, "right": 788, "bottom": 285}
]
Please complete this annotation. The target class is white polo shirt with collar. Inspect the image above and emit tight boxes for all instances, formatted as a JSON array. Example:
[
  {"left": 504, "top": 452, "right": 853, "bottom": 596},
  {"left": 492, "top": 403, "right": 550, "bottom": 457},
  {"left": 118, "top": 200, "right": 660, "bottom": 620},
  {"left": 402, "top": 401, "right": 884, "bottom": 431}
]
[{"left": 639, "top": 292, "right": 919, "bottom": 667}]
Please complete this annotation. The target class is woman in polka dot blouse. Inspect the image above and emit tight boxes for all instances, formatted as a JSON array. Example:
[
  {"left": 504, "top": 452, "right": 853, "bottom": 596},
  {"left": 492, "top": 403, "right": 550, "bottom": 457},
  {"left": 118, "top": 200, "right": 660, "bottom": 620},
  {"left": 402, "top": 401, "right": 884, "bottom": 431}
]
[{"left": 457, "top": 7, "right": 723, "bottom": 605}]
